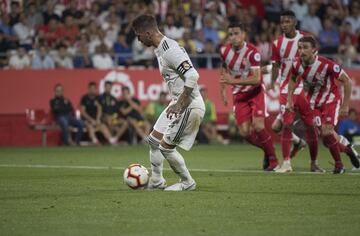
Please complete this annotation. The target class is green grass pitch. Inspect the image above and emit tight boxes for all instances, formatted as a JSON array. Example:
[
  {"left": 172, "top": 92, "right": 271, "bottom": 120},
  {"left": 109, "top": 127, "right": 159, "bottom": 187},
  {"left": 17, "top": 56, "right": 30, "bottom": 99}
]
[{"left": 0, "top": 144, "right": 360, "bottom": 236}]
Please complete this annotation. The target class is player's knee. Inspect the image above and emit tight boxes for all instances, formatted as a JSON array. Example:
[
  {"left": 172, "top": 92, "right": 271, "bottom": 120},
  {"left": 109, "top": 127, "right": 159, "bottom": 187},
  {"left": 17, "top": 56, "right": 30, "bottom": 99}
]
[
  {"left": 238, "top": 126, "right": 250, "bottom": 137},
  {"left": 253, "top": 122, "right": 265, "bottom": 133},
  {"left": 148, "top": 134, "right": 160, "bottom": 150},
  {"left": 159, "top": 141, "right": 176, "bottom": 157},
  {"left": 272, "top": 120, "right": 282, "bottom": 133},
  {"left": 320, "top": 125, "right": 334, "bottom": 137}
]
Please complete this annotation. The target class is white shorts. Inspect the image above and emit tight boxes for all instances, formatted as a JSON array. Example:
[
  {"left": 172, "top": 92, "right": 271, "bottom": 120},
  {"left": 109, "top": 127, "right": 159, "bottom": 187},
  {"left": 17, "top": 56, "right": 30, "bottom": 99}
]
[{"left": 153, "top": 106, "right": 204, "bottom": 151}]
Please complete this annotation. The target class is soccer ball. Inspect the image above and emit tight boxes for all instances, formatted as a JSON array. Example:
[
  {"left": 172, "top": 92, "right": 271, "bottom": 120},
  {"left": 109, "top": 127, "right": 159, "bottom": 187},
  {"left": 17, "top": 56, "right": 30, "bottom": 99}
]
[{"left": 123, "top": 164, "right": 149, "bottom": 189}]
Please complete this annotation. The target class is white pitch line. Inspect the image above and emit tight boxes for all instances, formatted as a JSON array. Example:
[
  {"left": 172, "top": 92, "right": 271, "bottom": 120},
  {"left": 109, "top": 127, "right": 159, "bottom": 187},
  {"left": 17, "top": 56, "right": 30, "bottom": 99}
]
[{"left": 0, "top": 164, "right": 360, "bottom": 176}]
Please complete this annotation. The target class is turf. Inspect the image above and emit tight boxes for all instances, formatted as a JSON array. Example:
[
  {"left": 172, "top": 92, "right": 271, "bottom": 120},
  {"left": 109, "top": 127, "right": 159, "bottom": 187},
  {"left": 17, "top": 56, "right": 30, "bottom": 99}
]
[{"left": 0, "top": 144, "right": 360, "bottom": 236}]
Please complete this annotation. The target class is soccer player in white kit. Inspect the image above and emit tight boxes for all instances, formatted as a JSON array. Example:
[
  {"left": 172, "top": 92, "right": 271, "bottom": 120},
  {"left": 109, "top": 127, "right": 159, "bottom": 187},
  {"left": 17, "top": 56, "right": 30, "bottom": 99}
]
[{"left": 132, "top": 14, "right": 205, "bottom": 191}]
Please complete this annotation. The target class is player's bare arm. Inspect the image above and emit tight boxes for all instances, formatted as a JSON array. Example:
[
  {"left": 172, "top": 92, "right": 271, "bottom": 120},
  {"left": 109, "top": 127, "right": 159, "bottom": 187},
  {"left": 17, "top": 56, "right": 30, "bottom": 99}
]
[
  {"left": 337, "top": 71, "right": 352, "bottom": 117},
  {"left": 220, "top": 67, "right": 261, "bottom": 86},
  {"left": 270, "top": 62, "right": 280, "bottom": 90},
  {"left": 220, "top": 62, "right": 228, "bottom": 106},
  {"left": 166, "top": 86, "right": 193, "bottom": 119},
  {"left": 286, "top": 74, "right": 297, "bottom": 112}
]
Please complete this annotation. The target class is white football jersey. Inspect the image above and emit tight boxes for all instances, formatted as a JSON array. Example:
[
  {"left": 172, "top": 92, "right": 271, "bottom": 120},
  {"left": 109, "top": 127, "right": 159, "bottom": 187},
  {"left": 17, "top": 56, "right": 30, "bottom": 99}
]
[{"left": 154, "top": 36, "right": 205, "bottom": 110}]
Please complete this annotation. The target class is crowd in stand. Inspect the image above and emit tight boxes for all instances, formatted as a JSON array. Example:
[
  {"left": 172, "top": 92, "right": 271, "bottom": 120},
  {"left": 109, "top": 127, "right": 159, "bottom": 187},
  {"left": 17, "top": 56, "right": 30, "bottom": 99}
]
[
  {"left": 50, "top": 81, "right": 221, "bottom": 146},
  {"left": 1, "top": 0, "right": 360, "bottom": 70}
]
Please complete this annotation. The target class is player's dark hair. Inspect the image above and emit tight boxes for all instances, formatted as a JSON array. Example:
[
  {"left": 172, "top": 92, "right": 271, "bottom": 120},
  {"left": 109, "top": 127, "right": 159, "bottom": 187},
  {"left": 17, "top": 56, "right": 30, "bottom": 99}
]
[
  {"left": 280, "top": 10, "right": 296, "bottom": 19},
  {"left": 299, "top": 35, "right": 317, "bottom": 48},
  {"left": 132, "top": 14, "right": 158, "bottom": 32},
  {"left": 105, "top": 81, "right": 112, "bottom": 86},
  {"left": 227, "top": 21, "right": 244, "bottom": 30},
  {"left": 122, "top": 86, "right": 130, "bottom": 92},
  {"left": 54, "top": 83, "right": 62, "bottom": 90},
  {"left": 88, "top": 81, "right": 97, "bottom": 87}
]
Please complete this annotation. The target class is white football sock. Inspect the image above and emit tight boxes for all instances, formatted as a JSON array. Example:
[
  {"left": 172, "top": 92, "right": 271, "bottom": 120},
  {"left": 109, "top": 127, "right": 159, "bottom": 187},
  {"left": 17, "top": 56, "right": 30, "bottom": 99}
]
[
  {"left": 148, "top": 134, "right": 164, "bottom": 181},
  {"left": 339, "top": 135, "right": 350, "bottom": 146},
  {"left": 292, "top": 133, "right": 301, "bottom": 144},
  {"left": 159, "top": 145, "right": 193, "bottom": 183}
]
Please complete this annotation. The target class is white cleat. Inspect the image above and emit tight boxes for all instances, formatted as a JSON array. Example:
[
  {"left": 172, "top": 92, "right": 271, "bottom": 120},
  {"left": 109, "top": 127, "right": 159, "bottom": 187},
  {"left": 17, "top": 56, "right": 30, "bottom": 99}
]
[
  {"left": 146, "top": 177, "right": 167, "bottom": 190},
  {"left": 164, "top": 180, "right": 196, "bottom": 191},
  {"left": 275, "top": 161, "right": 293, "bottom": 173}
]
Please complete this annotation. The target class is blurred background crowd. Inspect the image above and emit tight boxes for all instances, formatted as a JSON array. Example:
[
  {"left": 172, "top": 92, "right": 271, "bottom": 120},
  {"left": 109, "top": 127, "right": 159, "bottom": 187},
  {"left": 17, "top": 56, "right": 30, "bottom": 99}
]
[{"left": 1, "top": 0, "right": 360, "bottom": 70}]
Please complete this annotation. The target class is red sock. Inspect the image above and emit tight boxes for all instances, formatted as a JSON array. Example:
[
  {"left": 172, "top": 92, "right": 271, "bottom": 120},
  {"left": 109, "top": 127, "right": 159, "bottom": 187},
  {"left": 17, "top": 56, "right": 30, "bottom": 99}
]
[
  {"left": 305, "top": 128, "right": 318, "bottom": 161},
  {"left": 256, "top": 129, "right": 277, "bottom": 160},
  {"left": 281, "top": 127, "right": 292, "bottom": 161},
  {"left": 245, "top": 132, "right": 262, "bottom": 149},
  {"left": 338, "top": 142, "right": 351, "bottom": 154},
  {"left": 323, "top": 134, "right": 343, "bottom": 168}
]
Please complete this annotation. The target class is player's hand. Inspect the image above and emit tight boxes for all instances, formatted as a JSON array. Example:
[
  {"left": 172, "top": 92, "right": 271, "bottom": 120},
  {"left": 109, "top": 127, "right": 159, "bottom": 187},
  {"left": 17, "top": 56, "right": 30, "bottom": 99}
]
[
  {"left": 285, "top": 101, "right": 294, "bottom": 113},
  {"left": 339, "top": 104, "right": 349, "bottom": 117},
  {"left": 221, "top": 93, "right": 228, "bottom": 106},
  {"left": 220, "top": 72, "right": 233, "bottom": 84},
  {"left": 166, "top": 103, "right": 184, "bottom": 120},
  {"left": 267, "top": 81, "right": 275, "bottom": 91}
]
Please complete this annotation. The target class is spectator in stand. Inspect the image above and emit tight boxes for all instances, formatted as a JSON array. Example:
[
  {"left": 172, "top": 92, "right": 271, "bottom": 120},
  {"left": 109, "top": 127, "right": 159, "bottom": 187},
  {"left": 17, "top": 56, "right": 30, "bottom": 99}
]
[
  {"left": 178, "top": 31, "right": 197, "bottom": 55},
  {"left": 263, "top": 0, "right": 282, "bottom": 23},
  {"left": 8, "top": 47, "right": 31, "bottom": 69},
  {"left": 202, "top": 15, "right": 220, "bottom": 46},
  {"left": 13, "top": 13, "right": 35, "bottom": 50},
  {"left": 43, "top": 1, "right": 60, "bottom": 25},
  {"left": 132, "top": 37, "right": 154, "bottom": 67},
  {"left": 197, "top": 40, "right": 220, "bottom": 69},
  {"left": 119, "top": 86, "right": 150, "bottom": 143},
  {"left": 338, "top": 35, "right": 358, "bottom": 64},
  {"left": 194, "top": 29, "right": 206, "bottom": 53},
  {"left": 38, "top": 17, "right": 60, "bottom": 48},
  {"left": 92, "top": 43, "right": 114, "bottom": 69},
  {"left": 80, "top": 81, "right": 117, "bottom": 145},
  {"left": 113, "top": 32, "right": 133, "bottom": 66},
  {"left": 255, "top": 32, "right": 272, "bottom": 64},
  {"left": 50, "top": 83, "right": 84, "bottom": 146},
  {"left": 57, "top": 15, "right": 79, "bottom": 45},
  {"left": 318, "top": 18, "right": 339, "bottom": 54},
  {"left": 98, "top": 81, "right": 129, "bottom": 142},
  {"left": 344, "top": 1, "right": 360, "bottom": 34},
  {"left": 0, "top": 14, "right": 18, "bottom": 48},
  {"left": 204, "top": 1, "right": 224, "bottom": 30},
  {"left": 144, "top": 91, "right": 168, "bottom": 125},
  {"left": 32, "top": 45, "right": 55, "bottom": 69},
  {"left": 26, "top": 3, "right": 44, "bottom": 30},
  {"left": 289, "top": 0, "right": 308, "bottom": 22},
  {"left": 73, "top": 36, "right": 93, "bottom": 68},
  {"left": 181, "top": 15, "right": 195, "bottom": 36},
  {"left": 54, "top": 44, "right": 74, "bottom": 69},
  {"left": 163, "top": 13, "right": 184, "bottom": 40},
  {"left": 300, "top": 3, "right": 323, "bottom": 37},
  {"left": 198, "top": 87, "right": 221, "bottom": 144},
  {"left": 340, "top": 22, "right": 358, "bottom": 47},
  {"left": 62, "top": 0, "right": 84, "bottom": 22},
  {"left": 338, "top": 108, "right": 360, "bottom": 144},
  {"left": 0, "top": 30, "right": 11, "bottom": 67},
  {"left": 9, "top": 1, "right": 21, "bottom": 27}
]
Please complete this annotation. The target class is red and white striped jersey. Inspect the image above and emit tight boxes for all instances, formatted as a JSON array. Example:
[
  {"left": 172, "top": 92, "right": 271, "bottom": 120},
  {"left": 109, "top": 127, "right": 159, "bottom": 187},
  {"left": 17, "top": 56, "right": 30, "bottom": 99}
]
[
  {"left": 220, "top": 42, "right": 262, "bottom": 95},
  {"left": 291, "top": 56, "right": 343, "bottom": 109},
  {"left": 271, "top": 30, "right": 306, "bottom": 95}
]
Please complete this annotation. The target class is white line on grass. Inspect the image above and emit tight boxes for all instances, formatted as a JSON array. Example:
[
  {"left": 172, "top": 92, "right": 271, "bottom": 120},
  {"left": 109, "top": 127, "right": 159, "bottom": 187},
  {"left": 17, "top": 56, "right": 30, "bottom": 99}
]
[{"left": 0, "top": 164, "right": 360, "bottom": 175}]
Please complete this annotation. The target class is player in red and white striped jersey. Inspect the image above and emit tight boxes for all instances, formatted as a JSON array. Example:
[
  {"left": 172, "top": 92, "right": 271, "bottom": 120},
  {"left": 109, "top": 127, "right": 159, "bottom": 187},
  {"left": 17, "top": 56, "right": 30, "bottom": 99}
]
[
  {"left": 267, "top": 10, "right": 321, "bottom": 173},
  {"left": 287, "top": 36, "right": 360, "bottom": 174},
  {"left": 220, "top": 21, "right": 279, "bottom": 171}
]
